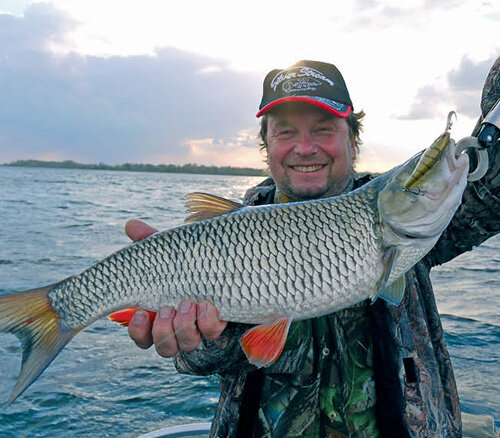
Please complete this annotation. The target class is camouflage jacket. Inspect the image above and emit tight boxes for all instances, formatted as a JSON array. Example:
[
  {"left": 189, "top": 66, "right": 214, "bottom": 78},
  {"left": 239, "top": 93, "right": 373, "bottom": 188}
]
[{"left": 174, "top": 58, "right": 500, "bottom": 437}]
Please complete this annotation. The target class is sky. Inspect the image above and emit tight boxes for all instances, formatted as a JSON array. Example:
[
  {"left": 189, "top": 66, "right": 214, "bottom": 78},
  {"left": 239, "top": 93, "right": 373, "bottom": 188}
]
[{"left": 0, "top": 0, "right": 498, "bottom": 172}]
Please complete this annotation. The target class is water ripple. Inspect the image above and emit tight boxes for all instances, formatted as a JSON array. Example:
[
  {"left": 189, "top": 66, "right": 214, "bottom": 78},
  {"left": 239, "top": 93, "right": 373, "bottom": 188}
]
[{"left": 0, "top": 166, "right": 498, "bottom": 434}]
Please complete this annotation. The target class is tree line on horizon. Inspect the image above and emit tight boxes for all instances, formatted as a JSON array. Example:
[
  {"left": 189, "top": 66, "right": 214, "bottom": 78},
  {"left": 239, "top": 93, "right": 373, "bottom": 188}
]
[{"left": 4, "top": 159, "right": 267, "bottom": 177}]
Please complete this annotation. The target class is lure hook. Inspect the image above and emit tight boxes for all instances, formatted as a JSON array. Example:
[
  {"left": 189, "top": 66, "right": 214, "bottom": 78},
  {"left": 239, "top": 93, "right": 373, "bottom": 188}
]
[{"left": 445, "top": 111, "right": 456, "bottom": 133}]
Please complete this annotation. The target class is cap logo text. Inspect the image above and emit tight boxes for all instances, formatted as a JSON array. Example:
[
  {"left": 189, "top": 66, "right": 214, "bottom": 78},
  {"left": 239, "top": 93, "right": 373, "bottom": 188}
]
[
  {"left": 283, "top": 78, "right": 321, "bottom": 93},
  {"left": 270, "top": 67, "right": 335, "bottom": 92}
]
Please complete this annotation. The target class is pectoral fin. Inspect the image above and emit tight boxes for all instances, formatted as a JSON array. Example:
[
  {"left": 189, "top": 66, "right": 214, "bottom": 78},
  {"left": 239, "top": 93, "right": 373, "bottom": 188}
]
[
  {"left": 185, "top": 192, "right": 244, "bottom": 223},
  {"left": 372, "top": 247, "right": 406, "bottom": 305},
  {"left": 378, "top": 275, "right": 406, "bottom": 305},
  {"left": 240, "top": 317, "right": 292, "bottom": 368}
]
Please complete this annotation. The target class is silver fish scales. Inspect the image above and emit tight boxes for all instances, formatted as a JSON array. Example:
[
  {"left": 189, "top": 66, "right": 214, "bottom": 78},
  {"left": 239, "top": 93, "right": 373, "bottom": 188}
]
[
  {"left": 48, "top": 183, "right": 380, "bottom": 329},
  {"left": 0, "top": 124, "right": 470, "bottom": 402}
]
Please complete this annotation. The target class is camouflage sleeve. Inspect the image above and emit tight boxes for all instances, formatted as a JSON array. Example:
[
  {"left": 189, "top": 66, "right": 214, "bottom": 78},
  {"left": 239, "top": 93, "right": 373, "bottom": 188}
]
[
  {"left": 174, "top": 320, "right": 313, "bottom": 376},
  {"left": 428, "top": 56, "right": 500, "bottom": 267},
  {"left": 173, "top": 322, "right": 256, "bottom": 376}
]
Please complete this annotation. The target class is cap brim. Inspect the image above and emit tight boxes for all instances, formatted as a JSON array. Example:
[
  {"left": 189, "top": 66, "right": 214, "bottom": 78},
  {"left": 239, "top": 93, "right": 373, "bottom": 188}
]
[{"left": 256, "top": 96, "right": 351, "bottom": 118}]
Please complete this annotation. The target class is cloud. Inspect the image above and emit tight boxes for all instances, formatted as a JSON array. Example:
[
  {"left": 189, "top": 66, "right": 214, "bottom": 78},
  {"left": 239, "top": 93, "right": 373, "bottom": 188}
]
[
  {"left": 0, "top": 0, "right": 32, "bottom": 16},
  {"left": 423, "top": 0, "right": 466, "bottom": 9},
  {"left": 398, "top": 54, "right": 498, "bottom": 120},
  {"left": 356, "top": 141, "right": 413, "bottom": 174},
  {"left": 0, "top": 2, "right": 76, "bottom": 53},
  {"left": 483, "top": 11, "right": 500, "bottom": 21},
  {"left": 345, "top": 0, "right": 468, "bottom": 30},
  {"left": 0, "top": 3, "right": 263, "bottom": 166}
]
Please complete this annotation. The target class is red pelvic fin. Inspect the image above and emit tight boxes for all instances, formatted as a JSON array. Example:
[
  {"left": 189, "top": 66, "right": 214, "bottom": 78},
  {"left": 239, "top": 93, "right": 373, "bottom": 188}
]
[
  {"left": 240, "top": 317, "right": 292, "bottom": 368},
  {"left": 108, "top": 307, "right": 156, "bottom": 327}
]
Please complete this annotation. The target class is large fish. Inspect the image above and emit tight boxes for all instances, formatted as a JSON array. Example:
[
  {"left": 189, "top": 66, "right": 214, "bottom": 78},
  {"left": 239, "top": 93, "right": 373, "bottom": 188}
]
[{"left": 0, "top": 125, "right": 469, "bottom": 404}]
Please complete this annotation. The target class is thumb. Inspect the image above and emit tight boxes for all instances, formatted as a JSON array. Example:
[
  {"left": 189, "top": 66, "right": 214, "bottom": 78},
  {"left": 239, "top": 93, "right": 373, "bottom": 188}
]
[{"left": 125, "top": 219, "right": 158, "bottom": 242}]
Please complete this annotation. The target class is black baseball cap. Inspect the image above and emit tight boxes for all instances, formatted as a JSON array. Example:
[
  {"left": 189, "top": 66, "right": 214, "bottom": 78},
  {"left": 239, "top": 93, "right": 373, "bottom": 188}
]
[{"left": 256, "top": 60, "right": 353, "bottom": 118}]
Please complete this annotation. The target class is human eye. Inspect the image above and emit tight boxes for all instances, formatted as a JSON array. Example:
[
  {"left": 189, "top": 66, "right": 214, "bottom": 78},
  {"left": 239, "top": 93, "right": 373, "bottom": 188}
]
[
  {"left": 273, "top": 126, "right": 294, "bottom": 138},
  {"left": 315, "top": 125, "right": 334, "bottom": 134}
]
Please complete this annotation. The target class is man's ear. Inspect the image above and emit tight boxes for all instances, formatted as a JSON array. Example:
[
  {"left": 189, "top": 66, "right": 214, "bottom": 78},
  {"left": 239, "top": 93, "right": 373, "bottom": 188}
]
[{"left": 350, "top": 137, "right": 357, "bottom": 161}]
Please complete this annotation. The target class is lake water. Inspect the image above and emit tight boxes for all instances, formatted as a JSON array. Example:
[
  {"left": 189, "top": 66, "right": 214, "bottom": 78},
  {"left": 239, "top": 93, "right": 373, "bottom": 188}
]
[{"left": 0, "top": 166, "right": 498, "bottom": 437}]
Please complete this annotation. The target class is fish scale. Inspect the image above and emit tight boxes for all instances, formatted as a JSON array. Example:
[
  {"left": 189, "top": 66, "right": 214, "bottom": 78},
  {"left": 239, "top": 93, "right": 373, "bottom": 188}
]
[
  {"left": 56, "top": 184, "right": 375, "bottom": 327},
  {"left": 0, "top": 128, "right": 471, "bottom": 402}
]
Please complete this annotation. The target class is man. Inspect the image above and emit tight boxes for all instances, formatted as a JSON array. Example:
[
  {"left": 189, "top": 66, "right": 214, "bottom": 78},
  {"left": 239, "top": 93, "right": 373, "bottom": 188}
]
[{"left": 126, "top": 60, "right": 499, "bottom": 437}]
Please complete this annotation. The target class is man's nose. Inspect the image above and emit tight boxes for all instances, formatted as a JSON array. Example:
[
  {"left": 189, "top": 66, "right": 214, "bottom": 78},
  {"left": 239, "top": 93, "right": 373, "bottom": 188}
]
[{"left": 295, "top": 133, "right": 318, "bottom": 155}]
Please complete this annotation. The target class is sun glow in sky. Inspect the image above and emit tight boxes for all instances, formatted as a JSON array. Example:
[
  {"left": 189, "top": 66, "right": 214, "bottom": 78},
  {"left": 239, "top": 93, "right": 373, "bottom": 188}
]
[{"left": 0, "top": 0, "right": 498, "bottom": 172}]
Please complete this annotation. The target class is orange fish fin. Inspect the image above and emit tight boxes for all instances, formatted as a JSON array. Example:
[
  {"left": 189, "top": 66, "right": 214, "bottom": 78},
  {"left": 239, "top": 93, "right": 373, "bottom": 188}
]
[
  {"left": 0, "top": 285, "right": 81, "bottom": 404},
  {"left": 108, "top": 307, "right": 156, "bottom": 327},
  {"left": 184, "top": 192, "right": 244, "bottom": 223},
  {"left": 240, "top": 317, "right": 292, "bottom": 368}
]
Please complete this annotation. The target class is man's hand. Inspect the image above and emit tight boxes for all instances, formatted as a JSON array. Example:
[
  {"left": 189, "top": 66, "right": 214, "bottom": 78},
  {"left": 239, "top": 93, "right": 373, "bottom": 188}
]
[{"left": 125, "top": 219, "right": 228, "bottom": 357}]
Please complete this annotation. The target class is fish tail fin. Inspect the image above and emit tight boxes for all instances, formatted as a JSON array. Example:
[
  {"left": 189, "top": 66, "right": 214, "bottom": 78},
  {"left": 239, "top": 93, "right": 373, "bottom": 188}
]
[
  {"left": 108, "top": 307, "right": 157, "bottom": 327},
  {"left": 0, "top": 285, "right": 80, "bottom": 404}
]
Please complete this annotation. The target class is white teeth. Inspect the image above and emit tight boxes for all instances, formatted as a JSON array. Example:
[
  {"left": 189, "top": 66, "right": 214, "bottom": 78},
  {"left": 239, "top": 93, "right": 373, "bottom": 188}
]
[{"left": 292, "top": 165, "right": 324, "bottom": 173}]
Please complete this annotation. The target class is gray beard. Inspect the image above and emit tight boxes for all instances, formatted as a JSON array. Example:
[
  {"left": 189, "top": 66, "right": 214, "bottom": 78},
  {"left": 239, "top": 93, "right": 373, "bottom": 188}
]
[{"left": 274, "top": 169, "right": 356, "bottom": 203}]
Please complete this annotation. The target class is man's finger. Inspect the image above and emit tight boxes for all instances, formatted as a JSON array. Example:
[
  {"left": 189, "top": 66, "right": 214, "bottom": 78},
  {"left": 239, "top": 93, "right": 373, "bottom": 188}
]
[
  {"left": 128, "top": 309, "right": 154, "bottom": 349},
  {"left": 173, "top": 300, "right": 201, "bottom": 352},
  {"left": 125, "top": 219, "right": 158, "bottom": 242},
  {"left": 152, "top": 307, "right": 178, "bottom": 358},
  {"left": 197, "top": 300, "right": 227, "bottom": 341}
]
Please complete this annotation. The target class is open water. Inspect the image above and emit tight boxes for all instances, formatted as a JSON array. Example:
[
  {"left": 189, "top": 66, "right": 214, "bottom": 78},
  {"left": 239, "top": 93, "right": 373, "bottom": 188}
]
[{"left": 0, "top": 166, "right": 498, "bottom": 437}]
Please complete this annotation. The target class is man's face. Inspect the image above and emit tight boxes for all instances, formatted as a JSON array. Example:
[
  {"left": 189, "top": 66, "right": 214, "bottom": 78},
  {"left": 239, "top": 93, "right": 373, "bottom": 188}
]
[{"left": 266, "top": 103, "right": 356, "bottom": 200}]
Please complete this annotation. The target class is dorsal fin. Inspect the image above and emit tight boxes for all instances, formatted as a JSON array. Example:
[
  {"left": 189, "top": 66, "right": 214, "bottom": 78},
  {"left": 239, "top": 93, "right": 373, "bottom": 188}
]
[{"left": 185, "top": 192, "right": 244, "bottom": 223}]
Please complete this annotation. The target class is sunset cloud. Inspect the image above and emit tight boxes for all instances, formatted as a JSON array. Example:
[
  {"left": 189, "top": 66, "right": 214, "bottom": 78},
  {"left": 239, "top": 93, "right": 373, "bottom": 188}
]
[
  {"left": 0, "top": 3, "right": 261, "bottom": 166},
  {"left": 0, "top": 1, "right": 498, "bottom": 173},
  {"left": 399, "top": 54, "right": 497, "bottom": 120}
]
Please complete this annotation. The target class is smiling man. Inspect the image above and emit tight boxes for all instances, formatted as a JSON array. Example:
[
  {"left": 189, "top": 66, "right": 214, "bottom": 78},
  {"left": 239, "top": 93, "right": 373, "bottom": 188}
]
[
  {"left": 256, "top": 61, "right": 359, "bottom": 203},
  {"left": 264, "top": 103, "right": 357, "bottom": 201},
  {"left": 126, "top": 59, "right": 500, "bottom": 437}
]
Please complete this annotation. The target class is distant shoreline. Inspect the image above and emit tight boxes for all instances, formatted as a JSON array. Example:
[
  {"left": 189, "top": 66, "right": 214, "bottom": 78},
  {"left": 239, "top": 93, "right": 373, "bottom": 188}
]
[{"left": 2, "top": 160, "right": 267, "bottom": 177}]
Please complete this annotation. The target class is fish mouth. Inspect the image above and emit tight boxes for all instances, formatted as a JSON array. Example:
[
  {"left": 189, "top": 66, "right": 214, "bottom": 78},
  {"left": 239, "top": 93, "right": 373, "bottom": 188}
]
[
  {"left": 416, "top": 148, "right": 468, "bottom": 201},
  {"left": 403, "top": 133, "right": 469, "bottom": 194},
  {"left": 382, "top": 137, "right": 469, "bottom": 241},
  {"left": 403, "top": 133, "right": 450, "bottom": 190},
  {"left": 289, "top": 164, "right": 327, "bottom": 173},
  {"left": 443, "top": 138, "right": 469, "bottom": 188},
  {"left": 448, "top": 141, "right": 469, "bottom": 173}
]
